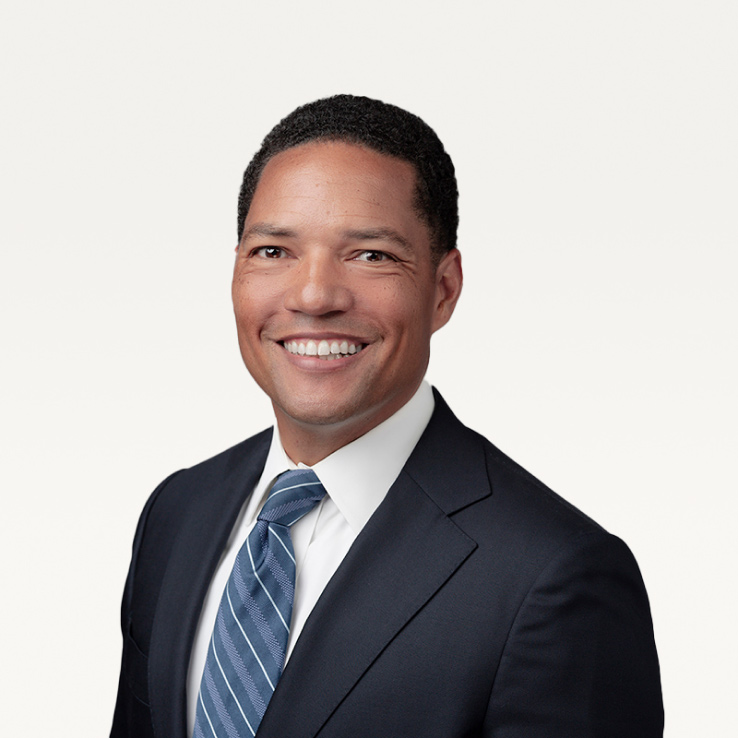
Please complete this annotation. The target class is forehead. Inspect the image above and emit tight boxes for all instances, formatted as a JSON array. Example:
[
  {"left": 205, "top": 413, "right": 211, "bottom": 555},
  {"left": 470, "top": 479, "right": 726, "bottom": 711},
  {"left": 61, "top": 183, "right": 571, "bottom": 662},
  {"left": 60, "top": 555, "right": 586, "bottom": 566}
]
[{"left": 246, "top": 141, "right": 422, "bottom": 232}]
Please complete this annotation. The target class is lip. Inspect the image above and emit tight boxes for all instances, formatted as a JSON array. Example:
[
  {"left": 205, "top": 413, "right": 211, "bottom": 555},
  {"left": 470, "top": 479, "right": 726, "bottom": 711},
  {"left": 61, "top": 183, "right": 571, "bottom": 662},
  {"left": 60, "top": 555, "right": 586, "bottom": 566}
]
[{"left": 276, "top": 332, "right": 370, "bottom": 344}]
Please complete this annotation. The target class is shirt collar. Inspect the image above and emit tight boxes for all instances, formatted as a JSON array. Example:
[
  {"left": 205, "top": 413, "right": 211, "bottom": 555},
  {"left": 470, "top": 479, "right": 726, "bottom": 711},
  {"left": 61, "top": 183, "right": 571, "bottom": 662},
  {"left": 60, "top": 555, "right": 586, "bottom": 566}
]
[{"left": 253, "top": 381, "right": 435, "bottom": 534}]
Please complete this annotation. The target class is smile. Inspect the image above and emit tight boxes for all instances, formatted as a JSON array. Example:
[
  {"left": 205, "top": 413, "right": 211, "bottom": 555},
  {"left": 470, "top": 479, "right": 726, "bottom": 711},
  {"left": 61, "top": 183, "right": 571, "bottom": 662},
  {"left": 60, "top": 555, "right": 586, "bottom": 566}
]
[{"left": 282, "top": 339, "right": 365, "bottom": 361}]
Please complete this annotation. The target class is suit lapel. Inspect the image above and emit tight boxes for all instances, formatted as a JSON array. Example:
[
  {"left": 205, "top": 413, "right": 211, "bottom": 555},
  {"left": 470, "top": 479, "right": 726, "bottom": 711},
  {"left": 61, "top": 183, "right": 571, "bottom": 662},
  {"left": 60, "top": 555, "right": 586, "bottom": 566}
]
[
  {"left": 148, "top": 429, "right": 272, "bottom": 738},
  {"left": 258, "top": 392, "right": 491, "bottom": 738}
]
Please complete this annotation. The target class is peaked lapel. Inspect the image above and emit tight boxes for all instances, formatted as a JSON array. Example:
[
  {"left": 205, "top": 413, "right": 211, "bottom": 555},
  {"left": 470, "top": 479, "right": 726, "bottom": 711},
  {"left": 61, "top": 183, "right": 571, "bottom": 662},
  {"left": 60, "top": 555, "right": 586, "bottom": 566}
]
[
  {"left": 258, "top": 392, "right": 492, "bottom": 737},
  {"left": 148, "top": 429, "right": 272, "bottom": 738}
]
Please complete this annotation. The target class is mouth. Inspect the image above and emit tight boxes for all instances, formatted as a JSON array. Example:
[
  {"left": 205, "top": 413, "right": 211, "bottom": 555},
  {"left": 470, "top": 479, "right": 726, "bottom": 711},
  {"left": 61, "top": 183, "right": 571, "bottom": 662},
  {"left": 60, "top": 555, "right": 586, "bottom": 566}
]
[{"left": 281, "top": 338, "right": 366, "bottom": 361}]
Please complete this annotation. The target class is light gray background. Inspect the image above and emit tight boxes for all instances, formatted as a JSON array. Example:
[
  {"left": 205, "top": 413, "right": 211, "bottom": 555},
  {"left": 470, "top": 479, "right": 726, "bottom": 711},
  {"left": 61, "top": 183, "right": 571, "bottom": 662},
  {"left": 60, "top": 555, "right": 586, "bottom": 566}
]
[{"left": 2, "top": 2, "right": 735, "bottom": 735}]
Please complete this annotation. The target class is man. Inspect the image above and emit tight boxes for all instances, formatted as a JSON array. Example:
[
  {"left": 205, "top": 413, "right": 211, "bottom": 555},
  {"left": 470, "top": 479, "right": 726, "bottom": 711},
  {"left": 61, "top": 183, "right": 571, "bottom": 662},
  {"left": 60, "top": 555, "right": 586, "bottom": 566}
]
[{"left": 111, "top": 95, "right": 663, "bottom": 737}]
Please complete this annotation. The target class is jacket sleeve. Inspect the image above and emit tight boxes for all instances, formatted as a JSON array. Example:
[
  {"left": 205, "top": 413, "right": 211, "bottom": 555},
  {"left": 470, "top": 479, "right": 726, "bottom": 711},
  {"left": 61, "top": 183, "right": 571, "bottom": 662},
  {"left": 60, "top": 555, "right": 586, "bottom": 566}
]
[
  {"left": 483, "top": 530, "right": 663, "bottom": 737},
  {"left": 110, "top": 472, "right": 181, "bottom": 738}
]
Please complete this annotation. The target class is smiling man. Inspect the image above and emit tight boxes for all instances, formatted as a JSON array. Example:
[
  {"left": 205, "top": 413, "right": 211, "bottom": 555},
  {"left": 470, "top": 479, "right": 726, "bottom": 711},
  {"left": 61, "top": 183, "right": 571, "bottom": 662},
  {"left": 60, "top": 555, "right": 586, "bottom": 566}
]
[
  {"left": 233, "top": 141, "right": 459, "bottom": 464},
  {"left": 111, "top": 95, "right": 663, "bottom": 738}
]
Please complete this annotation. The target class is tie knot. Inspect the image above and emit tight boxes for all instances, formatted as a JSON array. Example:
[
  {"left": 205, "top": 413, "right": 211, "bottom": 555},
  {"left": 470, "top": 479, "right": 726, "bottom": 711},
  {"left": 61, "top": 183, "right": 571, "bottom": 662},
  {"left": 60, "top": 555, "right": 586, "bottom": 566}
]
[{"left": 258, "top": 468, "right": 326, "bottom": 528}]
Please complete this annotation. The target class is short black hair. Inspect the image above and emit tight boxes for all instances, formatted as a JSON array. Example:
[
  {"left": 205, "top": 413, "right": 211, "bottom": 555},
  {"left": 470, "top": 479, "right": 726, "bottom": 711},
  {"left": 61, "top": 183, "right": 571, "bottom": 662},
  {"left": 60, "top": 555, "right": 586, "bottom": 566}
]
[{"left": 237, "top": 94, "right": 458, "bottom": 261}]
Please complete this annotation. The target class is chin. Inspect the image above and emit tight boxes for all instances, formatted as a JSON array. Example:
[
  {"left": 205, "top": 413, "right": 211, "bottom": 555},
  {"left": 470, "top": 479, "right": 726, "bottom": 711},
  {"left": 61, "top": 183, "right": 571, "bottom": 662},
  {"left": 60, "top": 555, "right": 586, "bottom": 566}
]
[{"left": 278, "top": 398, "right": 366, "bottom": 428}]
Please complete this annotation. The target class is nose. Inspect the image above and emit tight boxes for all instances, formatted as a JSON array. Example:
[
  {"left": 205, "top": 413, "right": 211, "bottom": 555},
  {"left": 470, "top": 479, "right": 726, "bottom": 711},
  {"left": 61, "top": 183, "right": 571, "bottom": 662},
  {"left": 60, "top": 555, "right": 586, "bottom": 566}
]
[{"left": 283, "top": 252, "right": 353, "bottom": 316}]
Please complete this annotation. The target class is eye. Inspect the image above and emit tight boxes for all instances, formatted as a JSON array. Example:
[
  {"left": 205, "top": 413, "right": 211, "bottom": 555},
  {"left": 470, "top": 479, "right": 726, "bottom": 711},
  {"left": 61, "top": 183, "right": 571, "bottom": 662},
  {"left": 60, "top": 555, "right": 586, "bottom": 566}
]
[
  {"left": 253, "top": 246, "right": 287, "bottom": 259},
  {"left": 354, "top": 250, "right": 394, "bottom": 263}
]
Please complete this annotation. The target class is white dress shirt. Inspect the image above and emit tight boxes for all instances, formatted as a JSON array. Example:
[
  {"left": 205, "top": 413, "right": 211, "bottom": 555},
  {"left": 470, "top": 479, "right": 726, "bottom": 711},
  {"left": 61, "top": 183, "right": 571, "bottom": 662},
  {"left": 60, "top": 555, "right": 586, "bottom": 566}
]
[{"left": 186, "top": 381, "right": 435, "bottom": 734}]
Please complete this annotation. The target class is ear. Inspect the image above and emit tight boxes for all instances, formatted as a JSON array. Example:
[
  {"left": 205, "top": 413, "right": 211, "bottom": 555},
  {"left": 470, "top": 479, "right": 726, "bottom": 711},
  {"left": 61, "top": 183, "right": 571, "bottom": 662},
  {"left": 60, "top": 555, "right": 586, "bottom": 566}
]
[{"left": 431, "top": 248, "right": 463, "bottom": 333}]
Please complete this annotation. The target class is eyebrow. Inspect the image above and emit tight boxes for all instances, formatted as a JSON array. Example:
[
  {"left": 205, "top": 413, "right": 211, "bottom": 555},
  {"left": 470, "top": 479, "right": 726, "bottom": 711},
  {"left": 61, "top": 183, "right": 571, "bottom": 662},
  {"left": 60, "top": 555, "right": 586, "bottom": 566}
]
[
  {"left": 240, "top": 223, "right": 299, "bottom": 242},
  {"left": 240, "top": 223, "right": 414, "bottom": 254},
  {"left": 342, "top": 228, "right": 413, "bottom": 255}
]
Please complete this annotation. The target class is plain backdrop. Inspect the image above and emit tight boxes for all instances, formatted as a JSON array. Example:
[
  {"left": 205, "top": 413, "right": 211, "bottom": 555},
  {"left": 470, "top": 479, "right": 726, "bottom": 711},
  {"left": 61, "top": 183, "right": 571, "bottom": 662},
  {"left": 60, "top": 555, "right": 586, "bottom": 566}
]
[{"left": 1, "top": 2, "right": 735, "bottom": 735}]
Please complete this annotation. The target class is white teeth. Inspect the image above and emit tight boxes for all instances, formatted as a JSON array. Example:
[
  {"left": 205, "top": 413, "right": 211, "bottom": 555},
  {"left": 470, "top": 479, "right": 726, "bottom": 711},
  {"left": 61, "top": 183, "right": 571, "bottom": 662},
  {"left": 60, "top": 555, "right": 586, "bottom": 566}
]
[{"left": 283, "top": 339, "right": 364, "bottom": 359}]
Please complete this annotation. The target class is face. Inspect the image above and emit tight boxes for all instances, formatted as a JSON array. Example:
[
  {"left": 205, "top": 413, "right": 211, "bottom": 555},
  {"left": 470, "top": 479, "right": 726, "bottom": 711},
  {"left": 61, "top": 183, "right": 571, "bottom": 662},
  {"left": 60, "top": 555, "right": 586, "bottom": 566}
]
[{"left": 232, "top": 141, "right": 461, "bottom": 454}]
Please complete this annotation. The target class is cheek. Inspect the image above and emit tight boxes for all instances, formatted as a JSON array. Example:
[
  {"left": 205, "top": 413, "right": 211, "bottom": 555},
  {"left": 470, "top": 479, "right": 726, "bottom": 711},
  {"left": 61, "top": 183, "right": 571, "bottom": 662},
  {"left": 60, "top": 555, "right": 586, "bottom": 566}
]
[
  {"left": 392, "top": 285, "right": 436, "bottom": 328},
  {"left": 372, "top": 295, "right": 435, "bottom": 351},
  {"left": 233, "top": 275, "right": 281, "bottom": 324}
]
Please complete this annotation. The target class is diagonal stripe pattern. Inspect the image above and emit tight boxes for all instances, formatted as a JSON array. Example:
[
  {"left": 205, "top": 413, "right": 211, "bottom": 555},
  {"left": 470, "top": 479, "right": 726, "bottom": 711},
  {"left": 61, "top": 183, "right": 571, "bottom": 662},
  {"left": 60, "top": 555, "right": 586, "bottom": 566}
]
[{"left": 194, "top": 469, "right": 326, "bottom": 738}]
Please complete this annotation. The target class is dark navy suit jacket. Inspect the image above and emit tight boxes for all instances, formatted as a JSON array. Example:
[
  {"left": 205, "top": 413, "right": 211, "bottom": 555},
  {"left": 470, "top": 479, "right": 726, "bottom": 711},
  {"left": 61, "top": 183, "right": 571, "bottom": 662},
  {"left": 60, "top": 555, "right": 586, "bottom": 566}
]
[{"left": 111, "top": 392, "right": 663, "bottom": 737}]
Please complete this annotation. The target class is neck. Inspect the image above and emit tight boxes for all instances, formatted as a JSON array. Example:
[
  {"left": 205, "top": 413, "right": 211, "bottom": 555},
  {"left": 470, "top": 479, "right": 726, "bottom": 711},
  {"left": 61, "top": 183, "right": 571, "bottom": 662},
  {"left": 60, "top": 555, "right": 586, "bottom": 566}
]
[
  {"left": 274, "top": 404, "right": 408, "bottom": 467},
  {"left": 275, "top": 419, "right": 370, "bottom": 467}
]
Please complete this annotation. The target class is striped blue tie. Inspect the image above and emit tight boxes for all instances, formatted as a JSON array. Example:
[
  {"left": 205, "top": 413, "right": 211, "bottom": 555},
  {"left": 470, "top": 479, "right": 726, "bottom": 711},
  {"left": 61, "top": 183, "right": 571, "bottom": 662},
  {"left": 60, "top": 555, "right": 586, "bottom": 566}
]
[{"left": 194, "top": 468, "right": 326, "bottom": 738}]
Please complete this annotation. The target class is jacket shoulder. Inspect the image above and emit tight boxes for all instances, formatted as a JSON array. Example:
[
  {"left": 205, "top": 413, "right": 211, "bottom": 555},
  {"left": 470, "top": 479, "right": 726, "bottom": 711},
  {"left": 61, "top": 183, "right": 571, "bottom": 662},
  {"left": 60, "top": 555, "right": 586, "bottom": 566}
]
[
  {"left": 420, "top": 391, "right": 604, "bottom": 549},
  {"left": 122, "top": 428, "right": 272, "bottom": 647},
  {"left": 482, "top": 432, "right": 603, "bottom": 537},
  {"left": 141, "top": 428, "right": 272, "bottom": 526}
]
